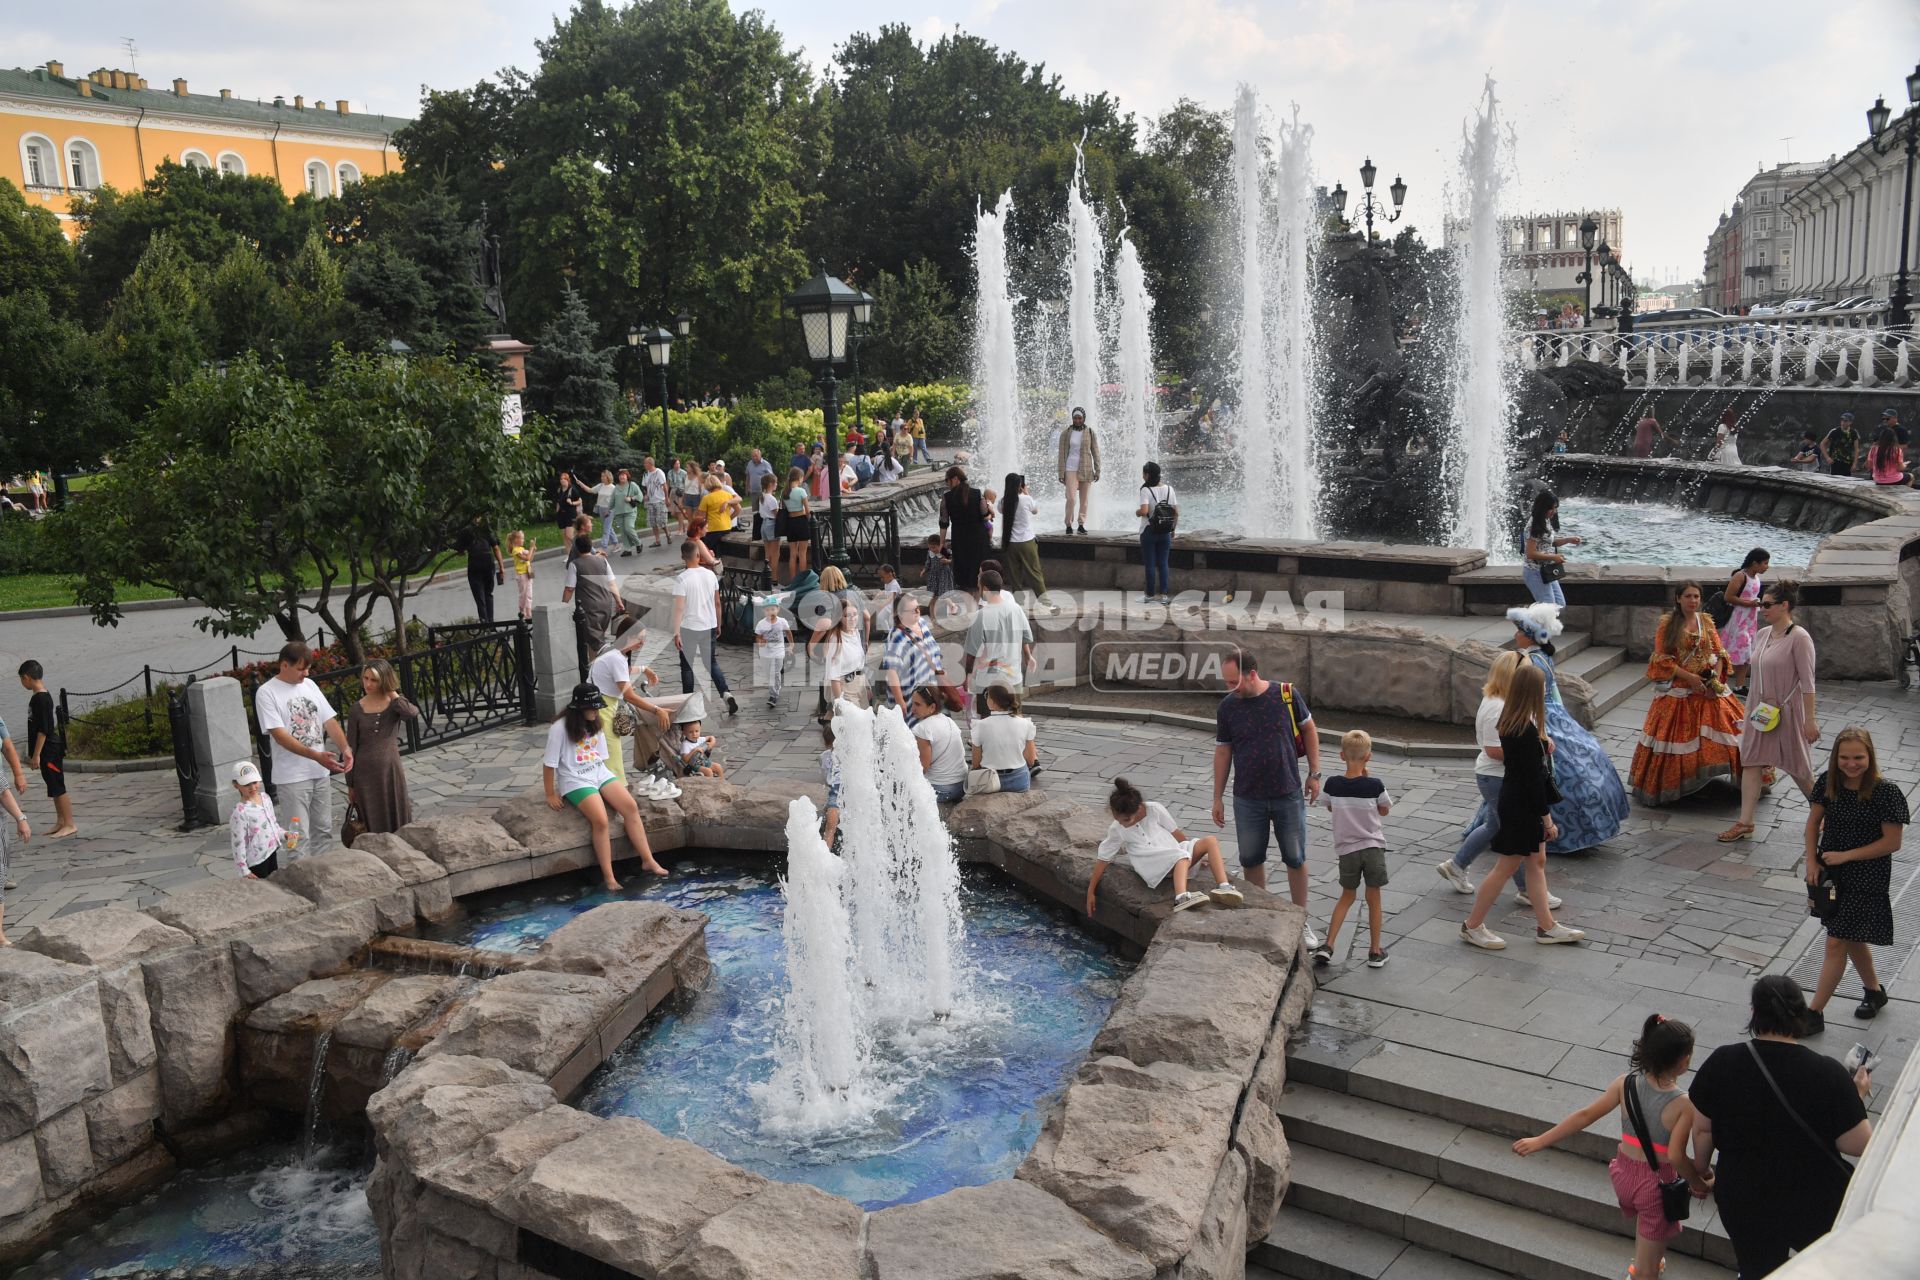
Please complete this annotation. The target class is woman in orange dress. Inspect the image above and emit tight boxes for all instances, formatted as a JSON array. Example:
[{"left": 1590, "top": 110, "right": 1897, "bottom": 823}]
[{"left": 1629, "top": 582, "right": 1747, "bottom": 806}]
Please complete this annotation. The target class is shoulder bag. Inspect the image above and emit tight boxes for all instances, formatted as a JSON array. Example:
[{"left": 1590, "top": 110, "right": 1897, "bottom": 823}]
[
  {"left": 341, "top": 801, "right": 367, "bottom": 849},
  {"left": 1706, "top": 589, "right": 1734, "bottom": 629},
  {"left": 966, "top": 766, "right": 1001, "bottom": 795},
  {"left": 1621, "top": 1072, "right": 1692, "bottom": 1223},
  {"left": 1743, "top": 1040, "right": 1855, "bottom": 1173}
]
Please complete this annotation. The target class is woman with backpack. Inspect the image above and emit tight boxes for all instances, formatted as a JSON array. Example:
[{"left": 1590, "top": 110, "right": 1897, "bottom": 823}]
[{"left": 1137, "top": 460, "right": 1178, "bottom": 605}]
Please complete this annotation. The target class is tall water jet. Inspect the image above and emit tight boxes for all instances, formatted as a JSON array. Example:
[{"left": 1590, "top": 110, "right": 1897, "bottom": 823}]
[
  {"left": 1066, "top": 141, "right": 1105, "bottom": 485},
  {"left": 1445, "top": 79, "right": 1514, "bottom": 551},
  {"left": 1099, "top": 232, "right": 1155, "bottom": 528},
  {"left": 770, "top": 798, "right": 864, "bottom": 1103},
  {"left": 971, "top": 192, "right": 1023, "bottom": 487},
  {"left": 1230, "top": 88, "right": 1272, "bottom": 524}
]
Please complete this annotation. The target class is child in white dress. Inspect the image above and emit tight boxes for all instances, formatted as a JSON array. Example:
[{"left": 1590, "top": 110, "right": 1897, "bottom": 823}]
[{"left": 1086, "top": 777, "right": 1243, "bottom": 915}]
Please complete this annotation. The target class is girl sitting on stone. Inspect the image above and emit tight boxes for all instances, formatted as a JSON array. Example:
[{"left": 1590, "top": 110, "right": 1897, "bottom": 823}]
[
  {"left": 543, "top": 682, "right": 669, "bottom": 890},
  {"left": 1087, "top": 777, "right": 1243, "bottom": 916}
]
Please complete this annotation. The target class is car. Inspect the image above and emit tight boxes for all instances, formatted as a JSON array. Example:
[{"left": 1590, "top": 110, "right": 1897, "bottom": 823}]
[
  {"left": 1779, "top": 297, "right": 1825, "bottom": 313},
  {"left": 1830, "top": 295, "right": 1880, "bottom": 310},
  {"left": 1640, "top": 307, "right": 1725, "bottom": 324}
]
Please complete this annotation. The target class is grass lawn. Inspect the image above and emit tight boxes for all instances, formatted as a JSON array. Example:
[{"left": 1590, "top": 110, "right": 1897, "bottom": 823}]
[{"left": 0, "top": 551, "right": 467, "bottom": 614}]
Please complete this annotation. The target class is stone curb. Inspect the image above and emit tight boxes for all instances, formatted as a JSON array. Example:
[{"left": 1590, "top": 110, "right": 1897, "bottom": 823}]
[
  {"left": 1024, "top": 700, "right": 1479, "bottom": 760},
  {"left": 65, "top": 756, "right": 173, "bottom": 774}
]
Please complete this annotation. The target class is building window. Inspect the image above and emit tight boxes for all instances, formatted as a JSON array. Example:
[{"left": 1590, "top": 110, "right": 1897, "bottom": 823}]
[
  {"left": 65, "top": 138, "right": 100, "bottom": 190},
  {"left": 336, "top": 162, "right": 360, "bottom": 189},
  {"left": 20, "top": 135, "right": 59, "bottom": 190},
  {"left": 304, "top": 160, "right": 330, "bottom": 197},
  {"left": 218, "top": 151, "right": 246, "bottom": 176},
  {"left": 181, "top": 149, "right": 211, "bottom": 172}
]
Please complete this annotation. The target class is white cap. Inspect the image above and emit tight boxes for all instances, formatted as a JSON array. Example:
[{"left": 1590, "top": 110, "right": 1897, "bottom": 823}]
[{"left": 232, "top": 760, "right": 262, "bottom": 786}]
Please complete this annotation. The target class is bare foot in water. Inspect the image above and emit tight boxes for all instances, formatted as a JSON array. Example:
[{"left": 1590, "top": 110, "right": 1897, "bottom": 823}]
[
  {"left": 642, "top": 861, "right": 671, "bottom": 877},
  {"left": 602, "top": 880, "right": 624, "bottom": 893}
]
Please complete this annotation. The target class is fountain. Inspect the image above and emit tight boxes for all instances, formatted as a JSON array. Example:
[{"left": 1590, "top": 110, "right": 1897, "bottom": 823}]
[
  {"left": 769, "top": 798, "right": 864, "bottom": 1103},
  {"left": 1065, "top": 139, "right": 1105, "bottom": 479},
  {"left": 971, "top": 191, "right": 1023, "bottom": 487},
  {"left": 1445, "top": 77, "right": 1514, "bottom": 551},
  {"left": 1101, "top": 232, "right": 1156, "bottom": 528}
]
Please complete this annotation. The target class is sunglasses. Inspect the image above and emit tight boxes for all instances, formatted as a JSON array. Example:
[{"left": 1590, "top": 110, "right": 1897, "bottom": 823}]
[{"left": 1760, "top": 599, "right": 1784, "bottom": 608}]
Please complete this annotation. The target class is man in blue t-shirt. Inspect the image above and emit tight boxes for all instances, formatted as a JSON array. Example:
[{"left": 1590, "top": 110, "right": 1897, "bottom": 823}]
[{"left": 1212, "top": 648, "right": 1323, "bottom": 948}]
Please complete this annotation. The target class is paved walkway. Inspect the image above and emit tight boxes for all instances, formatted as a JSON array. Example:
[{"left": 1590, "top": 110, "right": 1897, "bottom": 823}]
[{"left": 7, "top": 632, "right": 1917, "bottom": 1101}]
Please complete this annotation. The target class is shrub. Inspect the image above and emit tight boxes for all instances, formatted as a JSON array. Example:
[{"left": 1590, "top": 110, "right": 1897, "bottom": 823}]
[
  {"left": 63, "top": 690, "right": 174, "bottom": 760},
  {"left": 626, "top": 407, "right": 727, "bottom": 468}
]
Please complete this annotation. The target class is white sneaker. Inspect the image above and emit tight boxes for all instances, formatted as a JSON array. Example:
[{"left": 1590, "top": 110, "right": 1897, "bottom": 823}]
[
  {"left": 1173, "top": 890, "right": 1210, "bottom": 912},
  {"left": 1302, "top": 926, "right": 1324, "bottom": 951},
  {"left": 656, "top": 778, "right": 682, "bottom": 800},
  {"left": 1461, "top": 924, "right": 1507, "bottom": 950},
  {"left": 1208, "top": 882, "right": 1245, "bottom": 906},
  {"left": 1535, "top": 923, "right": 1586, "bottom": 945},
  {"left": 1435, "top": 861, "right": 1476, "bottom": 894},
  {"left": 1515, "top": 890, "right": 1564, "bottom": 910}
]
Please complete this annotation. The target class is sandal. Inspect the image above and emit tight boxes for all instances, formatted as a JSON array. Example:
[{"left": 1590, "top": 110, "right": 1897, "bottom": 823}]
[{"left": 1716, "top": 821, "right": 1755, "bottom": 843}]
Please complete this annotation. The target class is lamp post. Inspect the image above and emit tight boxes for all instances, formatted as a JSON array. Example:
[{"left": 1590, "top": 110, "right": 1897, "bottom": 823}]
[
  {"left": 784, "top": 262, "right": 863, "bottom": 567},
  {"left": 1573, "top": 215, "right": 1600, "bottom": 324},
  {"left": 850, "top": 290, "right": 875, "bottom": 456},
  {"left": 1867, "top": 63, "right": 1920, "bottom": 331},
  {"left": 1354, "top": 158, "right": 1406, "bottom": 241},
  {"left": 635, "top": 325, "right": 676, "bottom": 464},
  {"left": 672, "top": 310, "right": 694, "bottom": 405},
  {"left": 1595, "top": 242, "right": 1615, "bottom": 321}
]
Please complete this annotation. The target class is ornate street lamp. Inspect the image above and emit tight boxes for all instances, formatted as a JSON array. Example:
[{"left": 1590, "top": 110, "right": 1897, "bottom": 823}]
[
  {"left": 784, "top": 263, "right": 864, "bottom": 566},
  {"left": 638, "top": 325, "right": 676, "bottom": 464},
  {"left": 1867, "top": 63, "right": 1920, "bottom": 331},
  {"left": 672, "top": 310, "right": 695, "bottom": 405},
  {"left": 1574, "top": 215, "right": 1600, "bottom": 323},
  {"left": 1354, "top": 158, "right": 1406, "bottom": 240},
  {"left": 849, "top": 290, "right": 876, "bottom": 461}
]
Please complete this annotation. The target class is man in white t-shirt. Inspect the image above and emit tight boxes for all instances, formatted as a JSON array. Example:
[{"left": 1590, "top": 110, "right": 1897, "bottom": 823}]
[
  {"left": 962, "top": 568, "right": 1034, "bottom": 714},
  {"left": 640, "top": 457, "right": 670, "bottom": 547},
  {"left": 252, "top": 641, "right": 353, "bottom": 861},
  {"left": 670, "top": 539, "right": 738, "bottom": 716}
]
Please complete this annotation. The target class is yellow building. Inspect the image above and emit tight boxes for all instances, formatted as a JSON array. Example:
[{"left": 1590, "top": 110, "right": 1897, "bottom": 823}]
[{"left": 1, "top": 60, "right": 408, "bottom": 236}]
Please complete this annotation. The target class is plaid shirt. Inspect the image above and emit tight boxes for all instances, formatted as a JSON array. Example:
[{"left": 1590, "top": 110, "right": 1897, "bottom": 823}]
[{"left": 880, "top": 622, "right": 943, "bottom": 704}]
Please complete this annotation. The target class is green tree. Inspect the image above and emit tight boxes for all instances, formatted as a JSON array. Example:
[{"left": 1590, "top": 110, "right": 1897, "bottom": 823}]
[
  {"left": 0, "top": 177, "right": 79, "bottom": 316},
  {"left": 0, "top": 291, "right": 110, "bottom": 475},
  {"left": 527, "top": 285, "right": 624, "bottom": 471},
  {"left": 96, "top": 234, "right": 213, "bottom": 452},
  {"left": 863, "top": 260, "right": 963, "bottom": 385},
  {"left": 65, "top": 353, "right": 546, "bottom": 660},
  {"left": 338, "top": 181, "right": 492, "bottom": 357}
]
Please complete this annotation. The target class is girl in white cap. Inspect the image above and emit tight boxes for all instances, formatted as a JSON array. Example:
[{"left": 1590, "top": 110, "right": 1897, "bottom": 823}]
[{"left": 229, "top": 761, "right": 285, "bottom": 880}]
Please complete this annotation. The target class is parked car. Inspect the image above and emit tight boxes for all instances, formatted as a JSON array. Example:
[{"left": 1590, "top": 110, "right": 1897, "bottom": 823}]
[
  {"left": 1643, "top": 307, "right": 1726, "bottom": 324},
  {"left": 1829, "top": 295, "right": 1880, "bottom": 311},
  {"left": 1780, "top": 297, "right": 1825, "bottom": 313}
]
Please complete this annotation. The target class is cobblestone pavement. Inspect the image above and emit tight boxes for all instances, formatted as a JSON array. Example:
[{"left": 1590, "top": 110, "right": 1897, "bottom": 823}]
[{"left": 7, "top": 632, "right": 1917, "bottom": 1088}]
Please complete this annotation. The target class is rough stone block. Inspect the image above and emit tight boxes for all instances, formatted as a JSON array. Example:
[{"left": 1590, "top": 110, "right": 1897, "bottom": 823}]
[
  {"left": 394, "top": 815, "right": 528, "bottom": 874},
  {"left": 493, "top": 789, "right": 598, "bottom": 857},
  {"left": 1018, "top": 1055, "right": 1243, "bottom": 1268},
  {"left": 495, "top": 1116, "right": 767, "bottom": 1278},
  {"left": 335, "top": 975, "right": 467, "bottom": 1051},
  {"left": 84, "top": 1068, "right": 160, "bottom": 1166},
  {"left": 0, "top": 979, "right": 111, "bottom": 1140},
  {"left": 1154, "top": 902, "right": 1303, "bottom": 969},
  {"left": 428, "top": 1102, "right": 597, "bottom": 1208},
  {"left": 146, "top": 877, "right": 314, "bottom": 943},
  {"left": 1232, "top": 1100, "right": 1290, "bottom": 1240},
  {"left": 97, "top": 964, "right": 158, "bottom": 1082},
  {"left": 866, "top": 1179, "right": 1153, "bottom": 1280},
  {"left": 0, "top": 948, "right": 93, "bottom": 1010},
  {"left": 0, "top": 1130, "right": 43, "bottom": 1217},
  {"left": 1175, "top": 1148, "right": 1248, "bottom": 1280},
  {"left": 369, "top": 1054, "right": 548, "bottom": 1140},
  {"left": 35, "top": 1102, "right": 94, "bottom": 1196},
  {"left": 140, "top": 944, "right": 239, "bottom": 1126},
  {"left": 16, "top": 907, "right": 189, "bottom": 968},
  {"left": 528, "top": 902, "right": 707, "bottom": 996},
  {"left": 229, "top": 899, "right": 380, "bottom": 1006},
  {"left": 351, "top": 833, "right": 449, "bottom": 886},
  {"left": 369, "top": 1055, "right": 555, "bottom": 1179},
  {"left": 1312, "top": 627, "right": 1452, "bottom": 720},
  {"left": 676, "top": 776, "right": 827, "bottom": 846},
  {"left": 1092, "top": 941, "right": 1286, "bottom": 1078},
  {"left": 273, "top": 849, "right": 412, "bottom": 927},
  {"left": 420, "top": 970, "right": 623, "bottom": 1080},
  {"left": 660, "top": 1180, "right": 866, "bottom": 1280},
  {"left": 244, "top": 972, "right": 392, "bottom": 1035}
]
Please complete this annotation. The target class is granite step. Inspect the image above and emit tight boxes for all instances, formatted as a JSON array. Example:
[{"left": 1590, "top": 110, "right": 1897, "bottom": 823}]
[
  {"left": 1556, "top": 643, "right": 1625, "bottom": 685},
  {"left": 1276, "top": 1082, "right": 1735, "bottom": 1266},
  {"left": 1284, "top": 1144, "right": 1735, "bottom": 1280},
  {"left": 1253, "top": 1204, "right": 1510, "bottom": 1280},
  {"left": 1584, "top": 662, "right": 1652, "bottom": 720}
]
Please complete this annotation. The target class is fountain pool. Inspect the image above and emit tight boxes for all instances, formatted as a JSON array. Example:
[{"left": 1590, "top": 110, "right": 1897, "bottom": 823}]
[
  {"left": 15, "top": 1142, "right": 377, "bottom": 1280},
  {"left": 431, "top": 858, "right": 1129, "bottom": 1210}
]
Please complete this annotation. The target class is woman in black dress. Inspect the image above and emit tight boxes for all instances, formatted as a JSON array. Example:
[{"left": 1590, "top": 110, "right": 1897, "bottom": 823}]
[
  {"left": 1804, "top": 726, "right": 1907, "bottom": 1031},
  {"left": 1459, "top": 663, "right": 1586, "bottom": 949},
  {"left": 553, "top": 470, "right": 586, "bottom": 532},
  {"left": 938, "top": 466, "right": 991, "bottom": 594}
]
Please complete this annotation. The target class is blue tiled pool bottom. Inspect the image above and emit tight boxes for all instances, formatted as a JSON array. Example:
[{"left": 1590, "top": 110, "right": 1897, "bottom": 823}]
[
  {"left": 443, "top": 858, "right": 1131, "bottom": 1209},
  {"left": 17, "top": 1143, "right": 377, "bottom": 1280}
]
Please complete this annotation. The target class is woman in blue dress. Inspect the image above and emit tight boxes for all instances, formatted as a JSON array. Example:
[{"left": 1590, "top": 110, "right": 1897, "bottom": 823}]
[{"left": 1508, "top": 604, "right": 1630, "bottom": 852}]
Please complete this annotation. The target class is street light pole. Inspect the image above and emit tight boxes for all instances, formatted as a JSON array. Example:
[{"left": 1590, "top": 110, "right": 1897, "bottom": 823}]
[
  {"left": 850, "top": 291, "right": 874, "bottom": 457},
  {"left": 1355, "top": 158, "right": 1407, "bottom": 241},
  {"left": 640, "top": 325, "right": 677, "bottom": 466},
  {"left": 784, "top": 263, "right": 863, "bottom": 569},
  {"left": 1867, "top": 65, "right": 1920, "bottom": 331},
  {"left": 1574, "top": 215, "right": 1599, "bottom": 324}
]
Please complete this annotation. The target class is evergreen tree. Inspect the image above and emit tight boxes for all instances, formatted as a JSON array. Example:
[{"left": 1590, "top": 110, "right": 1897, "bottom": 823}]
[{"left": 526, "top": 285, "right": 624, "bottom": 472}]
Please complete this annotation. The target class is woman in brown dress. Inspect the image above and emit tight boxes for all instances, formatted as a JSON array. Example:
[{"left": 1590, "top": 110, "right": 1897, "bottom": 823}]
[{"left": 347, "top": 659, "right": 420, "bottom": 835}]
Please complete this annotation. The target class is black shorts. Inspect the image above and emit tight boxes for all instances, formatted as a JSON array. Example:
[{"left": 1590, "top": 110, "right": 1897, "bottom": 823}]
[
  {"left": 751, "top": 513, "right": 764, "bottom": 541},
  {"left": 250, "top": 850, "right": 279, "bottom": 879},
  {"left": 39, "top": 757, "right": 66, "bottom": 800}
]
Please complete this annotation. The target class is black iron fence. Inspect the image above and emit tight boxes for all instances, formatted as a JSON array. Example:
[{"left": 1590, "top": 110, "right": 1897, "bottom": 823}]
[
  {"left": 56, "top": 630, "right": 343, "bottom": 747},
  {"left": 810, "top": 507, "right": 900, "bottom": 583},
  {"left": 239, "top": 621, "right": 536, "bottom": 798}
]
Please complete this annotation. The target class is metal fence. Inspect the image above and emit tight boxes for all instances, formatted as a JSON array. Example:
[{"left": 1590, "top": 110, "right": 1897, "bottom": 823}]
[
  {"left": 810, "top": 507, "right": 900, "bottom": 583},
  {"left": 239, "top": 620, "right": 536, "bottom": 798}
]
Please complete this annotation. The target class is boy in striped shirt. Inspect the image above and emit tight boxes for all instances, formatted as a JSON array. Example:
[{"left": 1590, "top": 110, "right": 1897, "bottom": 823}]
[{"left": 1314, "top": 729, "right": 1393, "bottom": 969}]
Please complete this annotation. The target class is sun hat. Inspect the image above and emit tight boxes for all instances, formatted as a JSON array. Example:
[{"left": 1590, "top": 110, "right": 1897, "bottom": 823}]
[
  {"left": 232, "top": 761, "right": 262, "bottom": 786},
  {"left": 1506, "top": 603, "right": 1565, "bottom": 646}
]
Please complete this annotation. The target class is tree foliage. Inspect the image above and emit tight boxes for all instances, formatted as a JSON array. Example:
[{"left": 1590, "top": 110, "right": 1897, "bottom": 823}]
[{"left": 526, "top": 285, "right": 624, "bottom": 472}]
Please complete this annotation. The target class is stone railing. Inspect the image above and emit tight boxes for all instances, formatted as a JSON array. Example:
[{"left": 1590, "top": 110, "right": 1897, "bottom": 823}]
[
  {"left": 365, "top": 777, "right": 1314, "bottom": 1280},
  {"left": 1772, "top": 1043, "right": 1920, "bottom": 1274},
  {"left": 1517, "top": 326, "right": 1920, "bottom": 389}
]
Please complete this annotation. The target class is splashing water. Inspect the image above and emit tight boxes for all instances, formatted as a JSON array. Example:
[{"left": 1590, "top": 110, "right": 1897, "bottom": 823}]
[
  {"left": 1066, "top": 137, "right": 1105, "bottom": 457},
  {"left": 1446, "top": 78, "right": 1514, "bottom": 551},
  {"left": 1100, "top": 232, "right": 1156, "bottom": 528},
  {"left": 765, "top": 797, "right": 867, "bottom": 1113},
  {"left": 971, "top": 192, "right": 1022, "bottom": 486}
]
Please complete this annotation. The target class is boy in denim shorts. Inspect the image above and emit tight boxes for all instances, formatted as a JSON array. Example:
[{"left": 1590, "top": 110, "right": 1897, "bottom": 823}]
[{"left": 1314, "top": 730, "right": 1393, "bottom": 968}]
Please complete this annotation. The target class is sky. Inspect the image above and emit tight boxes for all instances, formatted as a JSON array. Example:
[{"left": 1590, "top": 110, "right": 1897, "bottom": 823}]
[{"left": 15, "top": 0, "right": 1920, "bottom": 285}]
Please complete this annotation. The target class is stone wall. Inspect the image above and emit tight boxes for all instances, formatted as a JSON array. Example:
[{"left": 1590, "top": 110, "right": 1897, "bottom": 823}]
[{"left": 359, "top": 778, "right": 1315, "bottom": 1280}]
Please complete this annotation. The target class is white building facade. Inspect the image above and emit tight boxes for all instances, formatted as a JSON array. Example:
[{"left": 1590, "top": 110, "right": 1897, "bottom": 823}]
[
  {"left": 1731, "top": 161, "right": 1824, "bottom": 308},
  {"left": 1445, "top": 209, "right": 1625, "bottom": 296},
  {"left": 1785, "top": 120, "right": 1920, "bottom": 306}
]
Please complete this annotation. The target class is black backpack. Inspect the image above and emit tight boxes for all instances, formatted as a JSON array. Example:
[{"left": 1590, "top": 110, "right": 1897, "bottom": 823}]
[{"left": 1145, "top": 485, "right": 1176, "bottom": 534}]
